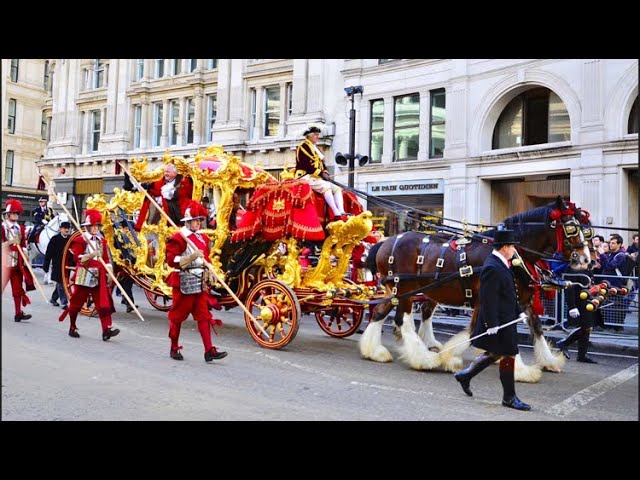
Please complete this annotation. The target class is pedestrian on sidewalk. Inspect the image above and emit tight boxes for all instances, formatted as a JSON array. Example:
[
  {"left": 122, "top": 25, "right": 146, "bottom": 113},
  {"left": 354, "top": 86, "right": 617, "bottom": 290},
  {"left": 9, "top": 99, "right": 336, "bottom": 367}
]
[{"left": 453, "top": 228, "right": 531, "bottom": 411}]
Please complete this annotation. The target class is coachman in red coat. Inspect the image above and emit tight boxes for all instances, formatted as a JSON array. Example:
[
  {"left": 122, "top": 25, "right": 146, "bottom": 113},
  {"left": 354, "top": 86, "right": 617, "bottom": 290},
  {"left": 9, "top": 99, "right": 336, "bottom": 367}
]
[
  {"left": 61, "top": 209, "right": 120, "bottom": 341},
  {"left": 165, "top": 201, "right": 227, "bottom": 363},
  {"left": 1, "top": 199, "right": 35, "bottom": 321}
]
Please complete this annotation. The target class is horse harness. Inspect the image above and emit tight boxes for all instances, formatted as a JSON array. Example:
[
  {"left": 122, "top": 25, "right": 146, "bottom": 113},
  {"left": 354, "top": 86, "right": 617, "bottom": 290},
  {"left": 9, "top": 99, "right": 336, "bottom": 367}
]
[{"left": 385, "top": 233, "right": 482, "bottom": 307}]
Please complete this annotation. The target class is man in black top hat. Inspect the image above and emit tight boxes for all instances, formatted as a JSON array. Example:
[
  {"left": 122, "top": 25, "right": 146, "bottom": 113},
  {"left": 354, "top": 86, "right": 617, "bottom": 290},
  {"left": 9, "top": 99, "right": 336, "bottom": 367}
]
[
  {"left": 453, "top": 227, "right": 532, "bottom": 411},
  {"left": 43, "top": 221, "right": 72, "bottom": 308},
  {"left": 29, "top": 197, "right": 56, "bottom": 243}
]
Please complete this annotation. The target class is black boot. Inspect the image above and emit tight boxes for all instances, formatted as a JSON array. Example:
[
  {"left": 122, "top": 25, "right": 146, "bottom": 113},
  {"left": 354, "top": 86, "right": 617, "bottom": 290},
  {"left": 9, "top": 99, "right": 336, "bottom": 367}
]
[
  {"left": 556, "top": 328, "right": 583, "bottom": 360},
  {"left": 499, "top": 361, "right": 531, "bottom": 411},
  {"left": 577, "top": 328, "right": 598, "bottom": 364},
  {"left": 454, "top": 352, "right": 495, "bottom": 397}
]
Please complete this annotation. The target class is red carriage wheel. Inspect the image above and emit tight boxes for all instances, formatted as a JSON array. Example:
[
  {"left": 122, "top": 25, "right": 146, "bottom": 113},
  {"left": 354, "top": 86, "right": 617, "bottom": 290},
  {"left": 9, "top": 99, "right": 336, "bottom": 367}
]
[
  {"left": 314, "top": 305, "right": 363, "bottom": 338},
  {"left": 244, "top": 279, "right": 300, "bottom": 349},
  {"left": 144, "top": 288, "right": 173, "bottom": 311}
]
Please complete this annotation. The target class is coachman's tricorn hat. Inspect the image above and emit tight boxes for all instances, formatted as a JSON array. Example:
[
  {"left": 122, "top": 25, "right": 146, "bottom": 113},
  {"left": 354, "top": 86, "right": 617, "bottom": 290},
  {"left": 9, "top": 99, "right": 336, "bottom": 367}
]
[
  {"left": 303, "top": 125, "right": 322, "bottom": 136},
  {"left": 493, "top": 228, "right": 519, "bottom": 247}
]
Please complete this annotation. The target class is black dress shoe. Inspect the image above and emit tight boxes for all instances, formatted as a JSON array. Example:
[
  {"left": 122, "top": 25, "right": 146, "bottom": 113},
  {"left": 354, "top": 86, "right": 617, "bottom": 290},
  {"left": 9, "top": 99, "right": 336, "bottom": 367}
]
[
  {"left": 14, "top": 312, "right": 32, "bottom": 322},
  {"left": 68, "top": 328, "right": 80, "bottom": 338},
  {"left": 577, "top": 356, "right": 598, "bottom": 364},
  {"left": 170, "top": 349, "right": 184, "bottom": 361},
  {"left": 502, "top": 396, "right": 531, "bottom": 411},
  {"left": 454, "top": 372, "right": 473, "bottom": 397},
  {"left": 50, "top": 300, "right": 60, "bottom": 307},
  {"left": 126, "top": 305, "right": 137, "bottom": 313},
  {"left": 204, "top": 348, "right": 228, "bottom": 362},
  {"left": 556, "top": 339, "right": 570, "bottom": 359},
  {"left": 102, "top": 327, "right": 120, "bottom": 341}
]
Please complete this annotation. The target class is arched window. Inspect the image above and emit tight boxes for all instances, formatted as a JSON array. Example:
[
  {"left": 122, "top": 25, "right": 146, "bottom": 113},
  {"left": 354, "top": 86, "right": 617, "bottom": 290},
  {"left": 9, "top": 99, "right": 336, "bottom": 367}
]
[
  {"left": 629, "top": 96, "right": 638, "bottom": 134},
  {"left": 492, "top": 87, "right": 570, "bottom": 149}
]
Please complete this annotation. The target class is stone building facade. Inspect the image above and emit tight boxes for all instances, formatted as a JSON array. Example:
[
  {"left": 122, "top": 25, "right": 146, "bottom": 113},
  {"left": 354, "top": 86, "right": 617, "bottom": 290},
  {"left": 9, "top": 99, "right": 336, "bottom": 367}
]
[
  {"left": 1, "top": 58, "right": 50, "bottom": 222},
  {"left": 36, "top": 59, "right": 638, "bottom": 242}
]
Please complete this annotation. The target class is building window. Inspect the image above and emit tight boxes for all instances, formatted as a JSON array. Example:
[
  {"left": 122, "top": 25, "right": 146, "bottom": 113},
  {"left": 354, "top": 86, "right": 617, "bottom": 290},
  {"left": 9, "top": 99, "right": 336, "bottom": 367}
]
[
  {"left": 287, "top": 83, "right": 293, "bottom": 117},
  {"left": 492, "top": 87, "right": 571, "bottom": 149},
  {"left": 153, "top": 102, "right": 163, "bottom": 147},
  {"left": 8, "top": 98, "right": 16, "bottom": 134},
  {"left": 249, "top": 88, "right": 256, "bottom": 140},
  {"left": 44, "top": 60, "right": 50, "bottom": 91},
  {"left": 10, "top": 59, "right": 19, "bottom": 82},
  {"left": 379, "top": 59, "right": 399, "bottom": 64},
  {"left": 429, "top": 88, "right": 446, "bottom": 158},
  {"left": 369, "top": 99, "right": 384, "bottom": 163},
  {"left": 90, "top": 110, "right": 101, "bottom": 151},
  {"left": 189, "top": 59, "right": 197, "bottom": 72},
  {"left": 207, "top": 94, "right": 217, "bottom": 142},
  {"left": 207, "top": 59, "right": 218, "bottom": 70},
  {"left": 155, "top": 59, "right": 165, "bottom": 79},
  {"left": 135, "top": 59, "right": 144, "bottom": 81},
  {"left": 172, "top": 59, "right": 181, "bottom": 76},
  {"left": 4, "top": 150, "right": 14, "bottom": 186},
  {"left": 393, "top": 93, "right": 420, "bottom": 161},
  {"left": 169, "top": 100, "right": 179, "bottom": 146},
  {"left": 133, "top": 105, "right": 142, "bottom": 148},
  {"left": 41, "top": 113, "right": 49, "bottom": 141},
  {"left": 629, "top": 96, "right": 638, "bottom": 134},
  {"left": 93, "top": 59, "right": 104, "bottom": 88},
  {"left": 185, "top": 98, "right": 195, "bottom": 144},
  {"left": 263, "top": 86, "right": 280, "bottom": 137}
]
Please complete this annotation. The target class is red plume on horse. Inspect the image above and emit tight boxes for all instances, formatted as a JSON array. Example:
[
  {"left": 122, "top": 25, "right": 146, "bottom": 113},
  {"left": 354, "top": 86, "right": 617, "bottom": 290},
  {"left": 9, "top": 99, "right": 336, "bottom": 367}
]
[{"left": 361, "top": 196, "right": 594, "bottom": 383}]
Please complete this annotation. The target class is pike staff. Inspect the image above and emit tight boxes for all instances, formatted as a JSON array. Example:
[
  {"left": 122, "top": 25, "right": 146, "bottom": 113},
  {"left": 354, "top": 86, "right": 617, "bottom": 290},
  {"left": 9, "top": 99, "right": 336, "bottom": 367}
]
[
  {"left": 116, "top": 161, "right": 268, "bottom": 338},
  {"left": 39, "top": 173, "right": 145, "bottom": 322}
]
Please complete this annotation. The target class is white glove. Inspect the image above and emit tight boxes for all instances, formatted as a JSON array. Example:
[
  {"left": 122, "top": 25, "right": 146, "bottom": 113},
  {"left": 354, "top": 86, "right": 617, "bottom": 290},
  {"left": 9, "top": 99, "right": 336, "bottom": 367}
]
[
  {"left": 568, "top": 308, "right": 580, "bottom": 318},
  {"left": 161, "top": 183, "right": 175, "bottom": 200},
  {"left": 42, "top": 220, "right": 49, "bottom": 225},
  {"left": 79, "top": 249, "right": 100, "bottom": 264},
  {"left": 486, "top": 326, "right": 500, "bottom": 335},
  {"left": 519, "top": 312, "right": 528, "bottom": 322}
]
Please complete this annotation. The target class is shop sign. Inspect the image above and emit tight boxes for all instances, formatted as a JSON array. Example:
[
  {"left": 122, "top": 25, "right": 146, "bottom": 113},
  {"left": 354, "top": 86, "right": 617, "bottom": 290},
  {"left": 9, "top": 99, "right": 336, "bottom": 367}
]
[{"left": 367, "top": 179, "right": 444, "bottom": 196}]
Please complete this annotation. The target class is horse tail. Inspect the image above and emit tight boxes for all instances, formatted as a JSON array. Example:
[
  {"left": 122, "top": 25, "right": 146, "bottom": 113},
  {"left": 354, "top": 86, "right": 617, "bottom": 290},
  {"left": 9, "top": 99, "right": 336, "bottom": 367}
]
[{"left": 366, "top": 240, "right": 384, "bottom": 275}]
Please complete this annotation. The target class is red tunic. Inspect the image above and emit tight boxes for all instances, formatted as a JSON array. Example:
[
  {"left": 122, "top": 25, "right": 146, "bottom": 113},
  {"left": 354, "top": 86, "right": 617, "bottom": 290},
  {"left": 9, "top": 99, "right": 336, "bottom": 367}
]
[
  {"left": 1, "top": 221, "right": 35, "bottom": 300},
  {"left": 135, "top": 175, "right": 193, "bottom": 230}
]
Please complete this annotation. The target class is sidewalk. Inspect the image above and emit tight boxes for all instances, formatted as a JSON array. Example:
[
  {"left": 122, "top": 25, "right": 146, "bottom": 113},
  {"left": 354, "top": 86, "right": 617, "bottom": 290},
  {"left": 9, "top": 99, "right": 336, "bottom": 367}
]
[{"left": 429, "top": 311, "right": 638, "bottom": 358}]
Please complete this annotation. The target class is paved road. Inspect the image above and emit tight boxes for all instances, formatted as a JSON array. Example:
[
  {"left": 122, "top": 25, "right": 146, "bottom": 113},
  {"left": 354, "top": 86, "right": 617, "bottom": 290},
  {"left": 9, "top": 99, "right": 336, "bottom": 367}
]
[{"left": 2, "top": 283, "right": 638, "bottom": 421}]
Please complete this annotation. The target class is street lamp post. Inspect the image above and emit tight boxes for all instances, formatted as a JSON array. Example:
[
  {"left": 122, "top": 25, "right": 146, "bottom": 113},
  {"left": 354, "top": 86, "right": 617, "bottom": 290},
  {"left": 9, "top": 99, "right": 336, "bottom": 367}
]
[{"left": 335, "top": 85, "right": 368, "bottom": 189}]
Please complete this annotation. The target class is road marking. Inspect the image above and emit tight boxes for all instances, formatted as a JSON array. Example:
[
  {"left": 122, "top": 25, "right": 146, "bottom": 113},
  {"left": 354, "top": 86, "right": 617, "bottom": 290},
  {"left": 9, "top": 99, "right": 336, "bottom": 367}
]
[{"left": 546, "top": 363, "right": 639, "bottom": 417}]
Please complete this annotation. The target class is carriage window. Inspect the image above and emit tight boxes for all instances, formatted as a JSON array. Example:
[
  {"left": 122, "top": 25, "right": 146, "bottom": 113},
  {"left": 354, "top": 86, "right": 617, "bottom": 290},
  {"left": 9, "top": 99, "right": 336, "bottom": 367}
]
[
  {"left": 429, "top": 88, "right": 445, "bottom": 158},
  {"left": 264, "top": 86, "right": 280, "bottom": 137},
  {"left": 369, "top": 99, "right": 384, "bottom": 164},
  {"left": 393, "top": 93, "right": 420, "bottom": 161},
  {"left": 169, "top": 100, "right": 179, "bottom": 146},
  {"left": 629, "top": 96, "right": 638, "bottom": 134},
  {"left": 492, "top": 87, "right": 571, "bottom": 149},
  {"left": 4, "top": 150, "right": 14, "bottom": 186},
  {"left": 153, "top": 102, "right": 163, "bottom": 147},
  {"left": 207, "top": 94, "right": 217, "bottom": 142}
]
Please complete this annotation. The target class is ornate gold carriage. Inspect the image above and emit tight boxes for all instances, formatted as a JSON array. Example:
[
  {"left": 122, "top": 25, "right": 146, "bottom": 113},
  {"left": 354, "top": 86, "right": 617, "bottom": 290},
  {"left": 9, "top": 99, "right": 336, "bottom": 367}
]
[{"left": 62, "top": 145, "right": 378, "bottom": 349}]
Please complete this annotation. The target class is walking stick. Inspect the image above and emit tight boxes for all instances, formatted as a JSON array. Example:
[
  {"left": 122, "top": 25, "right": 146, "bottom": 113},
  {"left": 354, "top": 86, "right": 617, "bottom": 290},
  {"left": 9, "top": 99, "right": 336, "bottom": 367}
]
[
  {"left": 39, "top": 174, "right": 145, "bottom": 322},
  {"left": 437, "top": 314, "right": 529, "bottom": 355},
  {"left": 2, "top": 221, "right": 49, "bottom": 302},
  {"left": 116, "top": 161, "right": 269, "bottom": 338}
]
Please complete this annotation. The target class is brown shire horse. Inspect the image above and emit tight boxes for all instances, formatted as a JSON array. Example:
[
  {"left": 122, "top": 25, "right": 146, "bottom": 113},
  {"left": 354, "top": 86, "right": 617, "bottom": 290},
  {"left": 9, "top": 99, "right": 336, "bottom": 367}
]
[{"left": 361, "top": 197, "right": 593, "bottom": 383}]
